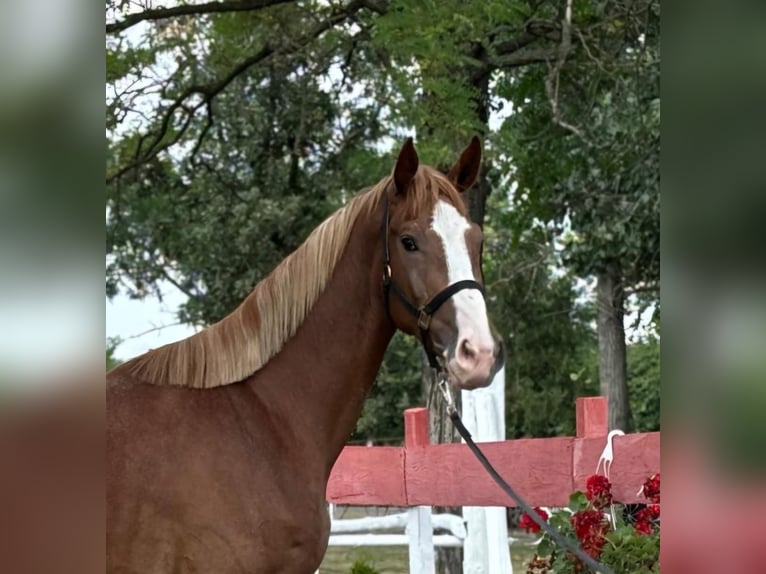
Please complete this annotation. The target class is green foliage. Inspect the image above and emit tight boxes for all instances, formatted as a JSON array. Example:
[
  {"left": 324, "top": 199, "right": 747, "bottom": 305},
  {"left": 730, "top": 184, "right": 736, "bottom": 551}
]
[
  {"left": 107, "top": 7, "right": 390, "bottom": 324},
  {"left": 627, "top": 338, "right": 660, "bottom": 432},
  {"left": 491, "top": 0, "right": 660, "bottom": 431},
  {"left": 499, "top": 1, "right": 660, "bottom": 289},
  {"left": 485, "top": 193, "right": 599, "bottom": 438},
  {"left": 350, "top": 553, "right": 380, "bottom": 574},
  {"left": 568, "top": 491, "right": 589, "bottom": 512},
  {"left": 105, "top": 46, "right": 155, "bottom": 85},
  {"left": 600, "top": 525, "right": 660, "bottom": 574},
  {"left": 107, "top": 337, "right": 123, "bottom": 370}
]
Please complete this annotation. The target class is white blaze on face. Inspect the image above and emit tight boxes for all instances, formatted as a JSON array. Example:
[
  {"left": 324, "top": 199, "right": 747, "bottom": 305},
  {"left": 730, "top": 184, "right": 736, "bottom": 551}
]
[{"left": 431, "top": 201, "right": 495, "bottom": 382}]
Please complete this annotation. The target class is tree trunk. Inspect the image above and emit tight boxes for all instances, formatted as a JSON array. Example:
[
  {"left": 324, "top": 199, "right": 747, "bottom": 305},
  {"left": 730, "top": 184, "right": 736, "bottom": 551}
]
[
  {"left": 596, "top": 263, "right": 631, "bottom": 431},
  {"left": 420, "top": 354, "right": 464, "bottom": 573}
]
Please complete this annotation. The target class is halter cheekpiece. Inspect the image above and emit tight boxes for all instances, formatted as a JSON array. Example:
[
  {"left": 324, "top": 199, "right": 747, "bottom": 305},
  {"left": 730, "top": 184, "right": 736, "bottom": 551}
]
[{"left": 380, "top": 193, "right": 485, "bottom": 370}]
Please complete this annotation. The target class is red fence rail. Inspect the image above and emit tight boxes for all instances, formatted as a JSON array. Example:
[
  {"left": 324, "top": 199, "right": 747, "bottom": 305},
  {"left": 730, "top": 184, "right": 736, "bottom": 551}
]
[{"left": 327, "top": 397, "right": 659, "bottom": 507}]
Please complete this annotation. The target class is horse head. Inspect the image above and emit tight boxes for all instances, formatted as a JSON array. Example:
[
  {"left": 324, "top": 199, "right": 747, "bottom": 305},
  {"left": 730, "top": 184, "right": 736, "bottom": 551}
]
[{"left": 383, "top": 137, "right": 504, "bottom": 390}]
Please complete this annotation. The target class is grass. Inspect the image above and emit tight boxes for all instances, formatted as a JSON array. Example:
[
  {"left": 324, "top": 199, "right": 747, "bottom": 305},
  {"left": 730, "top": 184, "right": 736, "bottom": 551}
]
[
  {"left": 319, "top": 534, "right": 539, "bottom": 573},
  {"left": 320, "top": 506, "right": 540, "bottom": 572},
  {"left": 320, "top": 547, "right": 407, "bottom": 574}
]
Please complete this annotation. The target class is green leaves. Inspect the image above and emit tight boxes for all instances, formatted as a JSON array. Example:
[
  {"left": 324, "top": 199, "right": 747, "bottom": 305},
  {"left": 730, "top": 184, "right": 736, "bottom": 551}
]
[
  {"left": 484, "top": 207, "right": 599, "bottom": 438},
  {"left": 107, "top": 337, "right": 123, "bottom": 370},
  {"left": 568, "top": 491, "right": 589, "bottom": 512},
  {"left": 106, "top": 46, "right": 155, "bottom": 84},
  {"left": 499, "top": 0, "right": 660, "bottom": 288},
  {"left": 627, "top": 339, "right": 660, "bottom": 432},
  {"left": 600, "top": 526, "right": 660, "bottom": 574},
  {"left": 537, "top": 537, "right": 552, "bottom": 558}
]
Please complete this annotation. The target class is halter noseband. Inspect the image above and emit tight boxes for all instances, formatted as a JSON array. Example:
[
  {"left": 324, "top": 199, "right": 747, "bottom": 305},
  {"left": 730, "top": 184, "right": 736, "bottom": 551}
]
[{"left": 381, "top": 193, "right": 485, "bottom": 370}]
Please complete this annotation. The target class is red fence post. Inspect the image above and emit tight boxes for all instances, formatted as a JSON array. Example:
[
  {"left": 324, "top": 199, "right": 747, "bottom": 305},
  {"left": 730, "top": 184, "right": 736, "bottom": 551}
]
[
  {"left": 404, "top": 408, "right": 430, "bottom": 447},
  {"left": 576, "top": 397, "right": 608, "bottom": 438}
]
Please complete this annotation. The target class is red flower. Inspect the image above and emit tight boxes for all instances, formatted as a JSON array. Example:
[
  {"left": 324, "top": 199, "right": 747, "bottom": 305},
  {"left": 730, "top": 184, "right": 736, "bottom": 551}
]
[
  {"left": 519, "top": 507, "right": 549, "bottom": 534},
  {"left": 585, "top": 474, "right": 613, "bottom": 510},
  {"left": 571, "top": 509, "right": 608, "bottom": 542},
  {"left": 634, "top": 519, "right": 653, "bottom": 535},
  {"left": 571, "top": 509, "right": 609, "bottom": 561},
  {"left": 642, "top": 473, "right": 660, "bottom": 504},
  {"left": 634, "top": 504, "right": 660, "bottom": 535}
]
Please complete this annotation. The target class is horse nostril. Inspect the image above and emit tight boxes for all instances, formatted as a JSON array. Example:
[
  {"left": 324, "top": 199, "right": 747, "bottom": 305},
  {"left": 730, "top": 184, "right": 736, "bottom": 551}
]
[{"left": 459, "top": 339, "right": 477, "bottom": 360}]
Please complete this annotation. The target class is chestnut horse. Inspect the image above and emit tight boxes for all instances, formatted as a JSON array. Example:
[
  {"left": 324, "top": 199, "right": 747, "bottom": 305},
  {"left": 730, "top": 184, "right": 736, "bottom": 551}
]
[{"left": 107, "top": 138, "right": 503, "bottom": 573}]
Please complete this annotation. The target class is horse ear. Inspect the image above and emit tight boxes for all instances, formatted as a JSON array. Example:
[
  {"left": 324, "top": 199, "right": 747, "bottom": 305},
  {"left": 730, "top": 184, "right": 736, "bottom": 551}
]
[
  {"left": 447, "top": 136, "right": 482, "bottom": 192},
  {"left": 393, "top": 137, "right": 419, "bottom": 195}
]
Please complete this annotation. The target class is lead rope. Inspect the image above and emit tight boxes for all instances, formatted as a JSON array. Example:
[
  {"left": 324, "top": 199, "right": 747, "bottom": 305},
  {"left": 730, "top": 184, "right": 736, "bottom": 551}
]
[{"left": 436, "top": 382, "right": 614, "bottom": 574}]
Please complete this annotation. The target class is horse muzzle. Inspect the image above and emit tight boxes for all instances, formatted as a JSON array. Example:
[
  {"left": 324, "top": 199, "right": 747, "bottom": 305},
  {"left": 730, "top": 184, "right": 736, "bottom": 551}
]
[{"left": 445, "top": 335, "right": 503, "bottom": 390}]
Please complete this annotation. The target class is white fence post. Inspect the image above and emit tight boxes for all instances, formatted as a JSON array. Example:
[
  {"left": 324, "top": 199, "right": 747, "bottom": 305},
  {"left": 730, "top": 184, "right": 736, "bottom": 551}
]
[
  {"left": 407, "top": 506, "right": 435, "bottom": 574},
  {"left": 461, "top": 365, "right": 512, "bottom": 574}
]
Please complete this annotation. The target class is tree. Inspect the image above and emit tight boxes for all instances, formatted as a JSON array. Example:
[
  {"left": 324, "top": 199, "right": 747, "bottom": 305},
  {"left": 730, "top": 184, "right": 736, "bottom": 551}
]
[
  {"left": 485, "top": 230, "right": 599, "bottom": 438},
  {"left": 107, "top": 2, "right": 391, "bottom": 325},
  {"left": 497, "top": 0, "right": 660, "bottom": 430}
]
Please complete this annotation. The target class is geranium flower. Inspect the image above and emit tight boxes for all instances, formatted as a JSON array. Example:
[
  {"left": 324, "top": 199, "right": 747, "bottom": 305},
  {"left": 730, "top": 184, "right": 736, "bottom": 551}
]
[
  {"left": 571, "top": 509, "right": 608, "bottom": 542},
  {"left": 585, "top": 474, "right": 613, "bottom": 510},
  {"left": 570, "top": 508, "right": 610, "bottom": 562},
  {"left": 634, "top": 518, "right": 653, "bottom": 535},
  {"left": 519, "top": 507, "right": 549, "bottom": 534},
  {"left": 642, "top": 472, "right": 660, "bottom": 504},
  {"left": 634, "top": 504, "right": 660, "bottom": 535}
]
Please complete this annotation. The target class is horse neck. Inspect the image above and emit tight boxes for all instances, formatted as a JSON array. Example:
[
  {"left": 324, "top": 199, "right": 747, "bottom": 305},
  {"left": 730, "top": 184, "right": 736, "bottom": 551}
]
[{"left": 242, "top": 201, "right": 395, "bottom": 473}]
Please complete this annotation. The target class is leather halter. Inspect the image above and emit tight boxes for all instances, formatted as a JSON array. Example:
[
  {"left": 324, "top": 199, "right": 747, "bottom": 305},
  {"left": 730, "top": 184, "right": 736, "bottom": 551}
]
[{"left": 380, "top": 193, "right": 485, "bottom": 370}]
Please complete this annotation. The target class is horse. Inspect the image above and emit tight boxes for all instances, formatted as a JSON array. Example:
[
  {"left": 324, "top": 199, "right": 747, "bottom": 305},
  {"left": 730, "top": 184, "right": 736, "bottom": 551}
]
[{"left": 107, "top": 137, "right": 504, "bottom": 573}]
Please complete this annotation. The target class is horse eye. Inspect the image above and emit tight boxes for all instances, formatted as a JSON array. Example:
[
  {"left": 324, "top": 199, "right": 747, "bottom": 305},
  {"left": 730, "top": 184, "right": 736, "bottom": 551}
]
[{"left": 401, "top": 236, "right": 418, "bottom": 252}]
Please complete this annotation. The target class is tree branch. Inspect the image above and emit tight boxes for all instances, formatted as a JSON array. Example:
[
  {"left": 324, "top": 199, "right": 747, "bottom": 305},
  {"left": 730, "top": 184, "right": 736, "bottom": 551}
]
[
  {"left": 107, "top": 0, "right": 296, "bottom": 34},
  {"left": 107, "top": 0, "right": 375, "bottom": 185},
  {"left": 626, "top": 283, "right": 659, "bottom": 296},
  {"left": 490, "top": 47, "right": 559, "bottom": 69},
  {"left": 490, "top": 18, "right": 559, "bottom": 56},
  {"left": 124, "top": 321, "right": 191, "bottom": 341},
  {"left": 159, "top": 265, "right": 202, "bottom": 301},
  {"left": 190, "top": 101, "right": 215, "bottom": 164},
  {"left": 491, "top": 30, "right": 541, "bottom": 55},
  {"left": 544, "top": 0, "right": 591, "bottom": 143},
  {"left": 487, "top": 20, "right": 560, "bottom": 70}
]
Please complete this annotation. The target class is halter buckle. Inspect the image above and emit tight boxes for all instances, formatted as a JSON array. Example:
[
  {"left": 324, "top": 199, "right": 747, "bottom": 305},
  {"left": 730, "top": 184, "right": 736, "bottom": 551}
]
[{"left": 382, "top": 264, "right": 392, "bottom": 285}]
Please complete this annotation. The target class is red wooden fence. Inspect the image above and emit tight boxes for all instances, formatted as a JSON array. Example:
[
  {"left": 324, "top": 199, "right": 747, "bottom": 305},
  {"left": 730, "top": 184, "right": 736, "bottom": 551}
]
[{"left": 327, "top": 397, "right": 659, "bottom": 507}]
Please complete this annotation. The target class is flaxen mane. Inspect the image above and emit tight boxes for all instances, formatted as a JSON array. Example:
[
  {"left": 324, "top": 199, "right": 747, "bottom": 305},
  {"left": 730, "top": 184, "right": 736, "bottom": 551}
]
[{"left": 113, "top": 166, "right": 463, "bottom": 389}]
